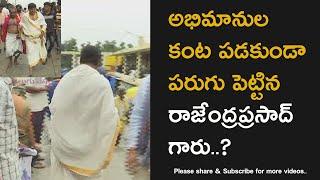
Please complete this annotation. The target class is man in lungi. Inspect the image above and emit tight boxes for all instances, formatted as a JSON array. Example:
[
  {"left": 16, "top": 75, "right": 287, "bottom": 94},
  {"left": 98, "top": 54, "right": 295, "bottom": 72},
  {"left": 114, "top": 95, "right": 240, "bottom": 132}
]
[{"left": 1, "top": 6, "right": 23, "bottom": 69}]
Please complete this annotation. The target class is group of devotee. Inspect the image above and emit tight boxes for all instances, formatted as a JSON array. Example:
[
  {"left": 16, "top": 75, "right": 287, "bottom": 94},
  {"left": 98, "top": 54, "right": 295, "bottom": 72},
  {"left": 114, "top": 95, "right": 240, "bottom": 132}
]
[
  {"left": 1, "top": 45, "right": 150, "bottom": 180},
  {"left": 0, "top": 1, "right": 61, "bottom": 76}
]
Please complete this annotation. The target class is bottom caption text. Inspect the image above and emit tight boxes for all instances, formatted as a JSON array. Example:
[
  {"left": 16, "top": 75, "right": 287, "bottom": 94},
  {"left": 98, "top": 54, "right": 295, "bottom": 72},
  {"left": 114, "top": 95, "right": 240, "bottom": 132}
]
[{"left": 173, "top": 168, "right": 307, "bottom": 175}]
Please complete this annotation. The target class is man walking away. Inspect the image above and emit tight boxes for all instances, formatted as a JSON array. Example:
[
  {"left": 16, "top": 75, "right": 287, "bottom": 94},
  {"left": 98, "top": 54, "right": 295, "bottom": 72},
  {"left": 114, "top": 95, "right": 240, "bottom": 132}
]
[{"left": 50, "top": 45, "right": 120, "bottom": 180}]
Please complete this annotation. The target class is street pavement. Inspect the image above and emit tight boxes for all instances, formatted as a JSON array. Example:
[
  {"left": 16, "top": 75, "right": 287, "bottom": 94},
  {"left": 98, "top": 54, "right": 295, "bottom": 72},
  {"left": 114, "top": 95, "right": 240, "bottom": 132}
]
[{"left": 0, "top": 51, "right": 61, "bottom": 77}]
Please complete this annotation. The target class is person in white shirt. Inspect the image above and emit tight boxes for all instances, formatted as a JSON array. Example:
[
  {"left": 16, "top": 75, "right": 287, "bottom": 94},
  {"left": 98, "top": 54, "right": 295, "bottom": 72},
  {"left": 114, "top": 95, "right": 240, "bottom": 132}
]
[
  {"left": 0, "top": 4, "right": 9, "bottom": 25},
  {"left": 0, "top": 4, "right": 9, "bottom": 53},
  {"left": 1, "top": 5, "right": 9, "bottom": 16}
]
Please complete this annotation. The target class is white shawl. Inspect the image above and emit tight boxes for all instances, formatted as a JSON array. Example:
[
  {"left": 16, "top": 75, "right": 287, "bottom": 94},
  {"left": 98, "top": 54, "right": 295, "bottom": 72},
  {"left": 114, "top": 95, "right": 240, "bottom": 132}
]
[
  {"left": 49, "top": 64, "right": 119, "bottom": 177},
  {"left": 20, "top": 12, "right": 46, "bottom": 38},
  {"left": 20, "top": 12, "right": 47, "bottom": 66}
]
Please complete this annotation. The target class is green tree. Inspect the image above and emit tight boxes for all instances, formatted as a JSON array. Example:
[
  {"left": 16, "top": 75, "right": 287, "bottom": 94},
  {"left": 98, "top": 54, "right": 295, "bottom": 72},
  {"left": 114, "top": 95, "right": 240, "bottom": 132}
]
[
  {"left": 120, "top": 42, "right": 126, "bottom": 49},
  {"left": 70, "top": 39, "right": 135, "bottom": 52},
  {"left": 61, "top": 38, "right": 78, "bottom": 51},
  {"left": 99, "top": 41, "right": 134, "bottom": 52},
  {"left": 95, "top": 41, "right": 102, "bottom": 50},
  {"left": 101, "top": 40, "right": 117, "bottom": 52}
]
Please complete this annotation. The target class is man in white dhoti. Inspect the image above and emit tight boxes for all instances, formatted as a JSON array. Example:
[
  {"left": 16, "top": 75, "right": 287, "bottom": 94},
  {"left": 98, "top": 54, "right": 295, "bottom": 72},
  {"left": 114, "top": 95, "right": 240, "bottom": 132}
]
[
  {"left": 0, "top": 78, "right": 21, "bottom": 180},
  {"left": 20, "top": 3, "right": 47, "bottom": 76},
  {"left": 49, "top": 45, "right": 120, "bottom": 180},
  {"left": 1, "top": 6, "right": 23, "bottom": 69}
]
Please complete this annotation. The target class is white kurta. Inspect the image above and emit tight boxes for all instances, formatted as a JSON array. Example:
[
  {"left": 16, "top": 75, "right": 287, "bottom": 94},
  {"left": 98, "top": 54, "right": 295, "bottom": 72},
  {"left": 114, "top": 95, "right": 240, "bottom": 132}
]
[
  {"left": 49, "top": 64, "right": 119, "bottom": 180},
  {"left": 0, "top": 12, "right": 6, "bottom": 47},
  {"left": 20, "top": 12, "right": 47, "bottom": 67}
]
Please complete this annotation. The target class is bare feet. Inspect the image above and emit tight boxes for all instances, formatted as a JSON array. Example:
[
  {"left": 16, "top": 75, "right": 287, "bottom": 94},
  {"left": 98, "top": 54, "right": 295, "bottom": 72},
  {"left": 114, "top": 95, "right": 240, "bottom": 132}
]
[
  {"left": 6, "top": 61, "right": 12, "bottom": 73},
  {"left": 7, "top": 58, "right": 13, "bottom": 67},
  {"left": 41, "top": 58, "right": 47, "bottom": 65},
  {"left": 29, "top": 66, "right": 33, "bottom": 77},
  {"left": 14, "top": 59, "right": 19, "bottom": 65}
]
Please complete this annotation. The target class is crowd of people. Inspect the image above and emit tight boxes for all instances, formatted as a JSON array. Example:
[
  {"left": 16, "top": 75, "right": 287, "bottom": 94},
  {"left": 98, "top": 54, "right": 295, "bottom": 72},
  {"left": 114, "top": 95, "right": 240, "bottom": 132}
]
[
  {"left": 0, "top": 1, "right": 61, "bottom": 76},
  {"left": 0, "top": 45, "right": 150, "bottom": 180}
]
